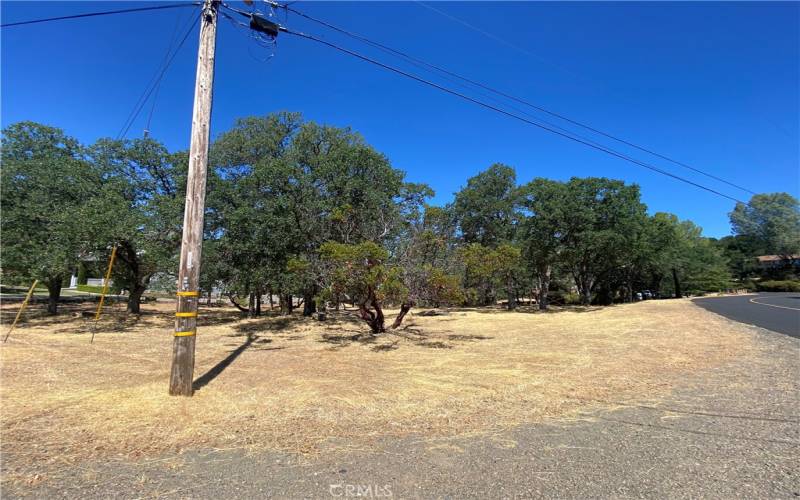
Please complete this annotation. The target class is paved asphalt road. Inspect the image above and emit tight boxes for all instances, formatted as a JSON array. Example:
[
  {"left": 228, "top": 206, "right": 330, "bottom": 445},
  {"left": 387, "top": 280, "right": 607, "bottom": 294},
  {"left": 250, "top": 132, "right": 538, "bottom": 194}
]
[{"left": 693, "top": 292, "right": 800, "bottom": 338}]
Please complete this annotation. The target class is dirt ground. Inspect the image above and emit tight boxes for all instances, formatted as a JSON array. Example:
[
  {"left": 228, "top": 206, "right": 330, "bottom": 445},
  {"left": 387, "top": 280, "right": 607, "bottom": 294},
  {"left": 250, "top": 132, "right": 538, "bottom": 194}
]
[{"left": 0, "top": 299, "right": 756, "bottom": 490}]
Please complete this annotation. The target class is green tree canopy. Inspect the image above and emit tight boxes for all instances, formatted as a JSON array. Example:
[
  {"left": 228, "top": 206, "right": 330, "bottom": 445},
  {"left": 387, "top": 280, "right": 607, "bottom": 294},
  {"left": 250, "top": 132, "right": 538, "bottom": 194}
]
[
  {"left": 207, "top": 113, "right": 431, "bottom": 316},
  {"left": 730, "top": 193, "right": 800, "bottom": 259},
  {"left": 453, "top": 163, "right": 518, "bottom": 246},
  {"left": 1, "top": 122, "right": 99, "bottom": 313},
  {"left": 82, "top": 138, "right": 186, "bottom": 313}
]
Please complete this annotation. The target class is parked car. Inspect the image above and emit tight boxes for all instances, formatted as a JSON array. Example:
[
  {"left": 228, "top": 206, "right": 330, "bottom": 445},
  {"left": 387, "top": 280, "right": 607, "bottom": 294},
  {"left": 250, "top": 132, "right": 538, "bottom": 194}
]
[
  {"left": 642, "top": 290, "right": 653, "bottom": 300},
  {"left": 635, "top": 292, "right": 643, "bottom": 301}
]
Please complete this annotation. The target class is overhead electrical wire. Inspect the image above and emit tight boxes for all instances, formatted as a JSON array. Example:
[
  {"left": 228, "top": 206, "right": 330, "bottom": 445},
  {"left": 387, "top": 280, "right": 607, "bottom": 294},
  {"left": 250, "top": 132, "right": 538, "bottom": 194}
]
[
  {"left": 221, "top": 6, "right": 648, "bottom": 165},
  {"left": 219, "top": 4, "right": 746, "bottom": 202},
  {"left": 283, "top": 4, "right": 756, "bottom": 196},
  {"left": 1, "top": 2, "right": 201, "bottom": 28},
  {"left": 116, "top": 12, "right": 200, "bottom": 140},
  {"left": 4, "top": 0, "right": 754, "bottom": 204},
  {"left": 413, "top": 1, "right": 563, "bottom": 72},
  {"left": 276, "top": 26, "right": 745, "bottom": 204},
  {"left": 145, "top": 7, "right": 196, "bottom": 137}
]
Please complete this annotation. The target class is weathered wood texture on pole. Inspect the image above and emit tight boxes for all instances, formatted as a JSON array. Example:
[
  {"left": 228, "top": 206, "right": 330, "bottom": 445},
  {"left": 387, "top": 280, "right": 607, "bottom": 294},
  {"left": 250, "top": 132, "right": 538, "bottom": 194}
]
[{"left": 169, "top": 0, "right": 218, "bottom": 396}]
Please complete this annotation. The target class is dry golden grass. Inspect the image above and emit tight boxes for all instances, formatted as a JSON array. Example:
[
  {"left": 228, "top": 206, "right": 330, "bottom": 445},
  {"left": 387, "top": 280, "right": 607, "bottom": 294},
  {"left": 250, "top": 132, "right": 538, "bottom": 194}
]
[{"left": 0, "top": 299, "right": 754, "bottom": 485}]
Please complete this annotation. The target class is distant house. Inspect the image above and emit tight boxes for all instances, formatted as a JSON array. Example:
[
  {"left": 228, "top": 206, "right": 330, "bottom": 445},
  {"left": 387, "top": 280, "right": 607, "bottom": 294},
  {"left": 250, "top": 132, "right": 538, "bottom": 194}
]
[
  {"left": 756, "top": 254, "right": 800, "bottom": 270},
  {"left": 68, "top": 275, "right": 112, "bottom": 289},
  {"left": 68, "top": 255, "right": 111, "bottom": 289}
]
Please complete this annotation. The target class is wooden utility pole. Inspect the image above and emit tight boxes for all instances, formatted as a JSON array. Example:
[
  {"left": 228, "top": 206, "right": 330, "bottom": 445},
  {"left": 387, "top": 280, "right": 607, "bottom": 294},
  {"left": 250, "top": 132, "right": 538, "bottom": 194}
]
[{"left": 169, "top": 0, "right": 219, "bottom": 396}]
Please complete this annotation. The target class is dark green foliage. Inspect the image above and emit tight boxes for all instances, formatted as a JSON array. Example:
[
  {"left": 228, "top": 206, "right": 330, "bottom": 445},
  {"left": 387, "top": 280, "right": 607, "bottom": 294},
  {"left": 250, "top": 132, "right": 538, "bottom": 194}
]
[
  {"left": 4, "top": 117, "right": 766, "bottom": 323},
  {"left": 319, "top": 241, "right": 404, "bottom": 332},
  {"left": 730, "top": 193, "right": 800, "bottom": 258},
  {"left": 727, "top": 193, "right": 800, "bottom": 280},
  {"left": 756, "top": 280, "right": 800, "bottom": 292},
  {"left": 82, "top": 138, "right": 186, "bottom": 313},
  {"left": 514, "top": 176, "right": 732, "bottom": 308},
  {"left": 557, "top": 178, "right": 647, "bottom": 305},
  {"left": 459, "top": 243, "right": 522, "bottom": 308},
  {"left": 1, "top": 122, "right": 100, "bottom": 314},
  {"left": 76, "top": 261, "right": 88, "bottom": 286},
  {"left": 206, "top": 113, "right": 426, "bottom": 317},
  {"left": 452, "top": 164, "right": 518, "bottom": 246}
]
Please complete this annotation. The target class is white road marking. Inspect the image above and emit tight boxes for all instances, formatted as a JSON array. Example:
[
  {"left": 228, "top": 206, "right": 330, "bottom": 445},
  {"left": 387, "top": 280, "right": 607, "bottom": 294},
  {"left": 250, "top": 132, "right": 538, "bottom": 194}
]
[{"left": 749, "top": 297, "right": 800, "bottom": 311}]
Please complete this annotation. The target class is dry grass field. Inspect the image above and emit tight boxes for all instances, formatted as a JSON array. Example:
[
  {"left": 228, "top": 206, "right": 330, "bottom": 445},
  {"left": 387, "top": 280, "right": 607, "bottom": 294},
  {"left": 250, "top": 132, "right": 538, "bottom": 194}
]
[{"left": 0, "top": 298, "right": 755, "bottom": 487}]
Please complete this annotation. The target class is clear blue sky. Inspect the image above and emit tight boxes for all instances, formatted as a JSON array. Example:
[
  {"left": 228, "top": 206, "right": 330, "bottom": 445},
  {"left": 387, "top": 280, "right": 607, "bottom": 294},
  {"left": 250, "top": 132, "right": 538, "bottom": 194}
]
[{"left": 2, "top": 1, "right": 798, "bottom": 237}]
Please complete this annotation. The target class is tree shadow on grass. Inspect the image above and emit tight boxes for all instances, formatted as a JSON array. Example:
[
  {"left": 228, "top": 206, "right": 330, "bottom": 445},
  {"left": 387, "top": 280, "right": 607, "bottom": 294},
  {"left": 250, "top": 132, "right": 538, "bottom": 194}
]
[
  {"left": 230, "top": 310, "right": 365, "bottom": 336},
  {"left": 445, "top": 305, "right": 604, "bottom": 315},
  {"left": 197, "top": 309, "right": 245, "bottom": 327},
  {"left": 234, "top": 315, "right": 303, "bottom": 334},
  {"left": 448, "top": 334, "right": 493, "bottom": 341},
  {"left": 317, "top": 323, "right": 468, "bottom": 352},
  {"left": 318, "top": 331, "right": 376, "bottom": 350}
]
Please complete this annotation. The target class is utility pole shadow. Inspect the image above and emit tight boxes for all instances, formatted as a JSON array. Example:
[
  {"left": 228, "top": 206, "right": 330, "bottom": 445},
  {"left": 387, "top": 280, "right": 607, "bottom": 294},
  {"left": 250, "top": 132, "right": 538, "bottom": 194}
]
[{"left": 192, "top": 333, "right": 254, "bottom": 392}]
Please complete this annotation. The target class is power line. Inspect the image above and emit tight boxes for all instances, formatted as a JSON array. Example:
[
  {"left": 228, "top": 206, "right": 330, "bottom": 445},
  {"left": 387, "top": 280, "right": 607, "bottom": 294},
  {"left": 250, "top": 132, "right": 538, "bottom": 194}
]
[
  {"left": 280, "top": 27, "right": 745, "bottom": 204},
  {"left": 413, "top": 1, "right": 565, "bottom": 73},
  {"left": 1, "top": 2, "right": 201, "bottom": 28},
  {"left": 285, "top": 4, "right": 756, "bottom": 196},
  {"left": 145, "top": 7, "right": 197, "bottom": 137},
  {"left": 223, "top": 6, "right": 648, "bottom": 167},
  {"left": 116, "top": 13, "right": 200, "bottom": 140}
]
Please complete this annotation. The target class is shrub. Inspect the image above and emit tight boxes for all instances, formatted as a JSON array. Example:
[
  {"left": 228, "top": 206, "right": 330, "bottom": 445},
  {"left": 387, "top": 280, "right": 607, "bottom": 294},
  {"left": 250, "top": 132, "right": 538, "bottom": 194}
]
[
  {"left": 756, "top": 280, "right": 800, "bottom": 292},
  {"left": 545, "top": 291, "right": 581, "bottom": 306},
  {"left": 740, "top": 279, "right": 758, "bottom": 292}
]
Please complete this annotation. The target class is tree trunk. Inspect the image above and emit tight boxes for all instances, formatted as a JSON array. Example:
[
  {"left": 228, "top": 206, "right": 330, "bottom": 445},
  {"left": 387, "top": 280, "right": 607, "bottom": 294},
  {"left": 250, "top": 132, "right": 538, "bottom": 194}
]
[
  {"left": 538, "top": 265, "right": 551, "bottom": 311},
  {"left": 302, "top": 290, "right": 317, "bottom": 317},
  {"left": 506, "top": 277, "right": 517, "bottom": 310},
  {"left": 280, "top": 294, "right": 293, "bottom": 315},
  {"left": 127, "top": 283, "right": 146, "bottom": 314},
  {"left": 248, "top": 292, "right": 256, "bottom": 318},
  {"left": 580, "top": 289, "right": 592, "bottom": 306},
  {"left": 268, "top": 288, "right": 274, "bottom": 310},
  {"left": 358, "top": 303, "right": 384, "bottom": 333},
  {"left": 672, "top": 268, "right": 683, "bottom": 298},
  {"left": 626, "top": 270, "right": 634, "bottom": 303},
  {"left": 482, "top": 284, "right": 494, "bottom": 307},
  {"left": 46, "top": 276, "right": 62, "bottom": 315},
  {"left": 229, "top": 294, "right": 248, "bottom": 312},
  {"left": 389, "top": 302, "right": 414, "bottom": 329},
  {"left": 575, "top": 273, "right": 593, "bottom": 306},
  {"left": 371, "top": 294, "right": 385, "bottom": 332},
  {"left": 357, "top": 289, "right": 386, "bottom": 333},
  {"left": 255, "top": 292, "right": 262, "bottom": 316},
  {"left": 77, "top": 261, "right": 88, "bottom": 285}
]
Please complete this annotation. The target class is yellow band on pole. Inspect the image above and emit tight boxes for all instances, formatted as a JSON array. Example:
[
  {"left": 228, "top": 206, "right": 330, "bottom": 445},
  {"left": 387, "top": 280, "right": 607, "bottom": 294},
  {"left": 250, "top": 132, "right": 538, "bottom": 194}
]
[
  {"left": 175, "top": 311, "right": 198, "bottom": 318},
  {"left": 174, "top": 330, "right": 197, "bottom": 337},
  {"left": 176, "top": 291, "right": 199, "bottom": 297}
]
